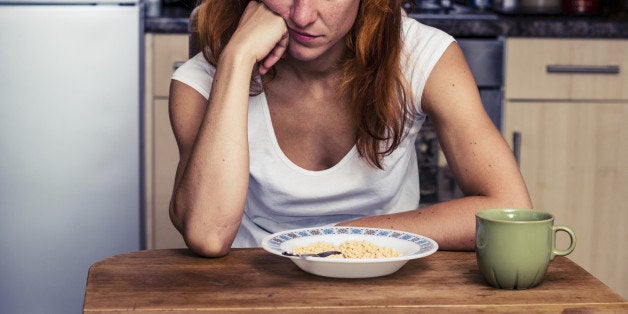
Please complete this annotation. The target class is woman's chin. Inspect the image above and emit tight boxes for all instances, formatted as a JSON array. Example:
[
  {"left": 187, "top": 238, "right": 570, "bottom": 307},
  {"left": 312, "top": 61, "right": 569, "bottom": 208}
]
[{"left": 286, "top": 48, "right": 321, "bottom": 63}]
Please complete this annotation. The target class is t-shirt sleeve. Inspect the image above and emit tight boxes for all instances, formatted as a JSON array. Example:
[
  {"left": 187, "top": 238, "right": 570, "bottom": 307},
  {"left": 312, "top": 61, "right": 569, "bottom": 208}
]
[
  {"left": 400, "top": 18, "right": 456, "bottom": 115},
  {"left": 171, "top": 52, "right": 215, "bottom": 100}
]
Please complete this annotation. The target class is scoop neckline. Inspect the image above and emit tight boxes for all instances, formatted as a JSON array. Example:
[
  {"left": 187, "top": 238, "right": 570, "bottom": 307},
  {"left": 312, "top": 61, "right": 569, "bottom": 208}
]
[{"left": 258, "top": 93, "right": 358, "bottom": 176}]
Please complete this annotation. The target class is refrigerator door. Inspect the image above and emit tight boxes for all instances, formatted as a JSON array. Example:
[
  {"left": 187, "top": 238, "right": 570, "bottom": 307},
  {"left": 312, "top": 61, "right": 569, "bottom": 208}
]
[{"left": 0, "top": 4, "right": 141, "bottom": 314}]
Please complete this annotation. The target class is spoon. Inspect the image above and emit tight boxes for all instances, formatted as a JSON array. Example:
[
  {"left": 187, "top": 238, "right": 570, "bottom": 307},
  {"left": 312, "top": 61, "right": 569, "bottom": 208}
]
[{"left": 282, "top": 251, "right": 343, "bottom": 258}]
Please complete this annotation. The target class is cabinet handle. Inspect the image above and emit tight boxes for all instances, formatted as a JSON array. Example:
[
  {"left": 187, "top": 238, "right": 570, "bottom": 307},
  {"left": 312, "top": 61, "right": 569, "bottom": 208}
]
[
  {"left": 512, "top": 132, "right": 521, "bottom": 167},
  {"left": 546, "top": 65, "right": 620, "bottom": 74}
]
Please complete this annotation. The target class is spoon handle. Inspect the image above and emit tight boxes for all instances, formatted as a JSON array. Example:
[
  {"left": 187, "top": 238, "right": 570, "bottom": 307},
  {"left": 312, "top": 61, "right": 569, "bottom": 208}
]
[{"left": 282, "top": 251, "right": 342, "bottom": 258}]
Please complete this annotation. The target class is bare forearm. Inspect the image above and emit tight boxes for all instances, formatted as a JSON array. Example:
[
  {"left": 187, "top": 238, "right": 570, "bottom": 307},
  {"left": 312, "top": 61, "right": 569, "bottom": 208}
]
[
  {"left": 171, "top": 52, "right": 255, "bottom": 256},
  {"left": 337, "top": 194, "right": 531, "bottom": 251},
  {"left": 169, "top": 2, "right": 290, "bottom": 256}
]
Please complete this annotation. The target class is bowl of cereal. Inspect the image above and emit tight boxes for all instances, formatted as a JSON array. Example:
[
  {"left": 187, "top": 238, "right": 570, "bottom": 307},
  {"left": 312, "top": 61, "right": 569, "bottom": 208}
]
[{"left": 261, "top": 226, "right": 438, "bottom": 278}]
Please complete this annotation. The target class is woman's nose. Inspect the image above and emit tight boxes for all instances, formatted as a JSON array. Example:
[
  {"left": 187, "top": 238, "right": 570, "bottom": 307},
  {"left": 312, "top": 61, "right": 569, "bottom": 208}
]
[{"left": 290, "top": 0, "right": 317, "bottom": 28}]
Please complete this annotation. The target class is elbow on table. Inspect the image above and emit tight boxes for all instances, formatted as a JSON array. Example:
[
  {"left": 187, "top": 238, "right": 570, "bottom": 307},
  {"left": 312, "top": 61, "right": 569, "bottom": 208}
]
[
  {"left": 180, "top": 215, "right": 235, "bottom": 258},
  {"left": 183, "top": 229, "right": 233, "bottom": 257},
  {"left": 170, "top": 198, "right": 236, "bottom": 257}
]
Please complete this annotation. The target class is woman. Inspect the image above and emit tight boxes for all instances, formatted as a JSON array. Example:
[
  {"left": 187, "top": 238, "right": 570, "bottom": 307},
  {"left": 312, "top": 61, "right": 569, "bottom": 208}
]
[{"left": 168, "top": 0, "right": 531, "bottom": 257}]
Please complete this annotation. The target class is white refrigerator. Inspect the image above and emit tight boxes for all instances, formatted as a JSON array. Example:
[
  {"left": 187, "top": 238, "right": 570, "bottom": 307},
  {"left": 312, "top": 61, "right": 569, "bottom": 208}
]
[{"left": 0, "top": 1, "right": 143, "bottom": 313}]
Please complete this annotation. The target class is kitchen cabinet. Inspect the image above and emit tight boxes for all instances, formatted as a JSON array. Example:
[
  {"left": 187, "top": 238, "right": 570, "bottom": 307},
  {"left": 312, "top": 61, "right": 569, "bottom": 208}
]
[
  {"left": 503, "top": 38, "right": 628, "bottom": 298},
  {"left": 144, "top": 33, "right": 188, "bottom": 249}
]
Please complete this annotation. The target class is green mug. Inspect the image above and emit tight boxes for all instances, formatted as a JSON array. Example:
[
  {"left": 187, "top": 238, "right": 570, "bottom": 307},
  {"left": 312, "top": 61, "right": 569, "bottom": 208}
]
[{"left": 475, "top": 208, "right": 576, "bottom": 289}]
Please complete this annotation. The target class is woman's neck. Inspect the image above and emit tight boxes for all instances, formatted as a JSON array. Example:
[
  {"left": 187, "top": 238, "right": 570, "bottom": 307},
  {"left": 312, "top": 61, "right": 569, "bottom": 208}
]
[
  {"left": 275, "top": 43, "right": 347, "bottom": 84},
  {"left": 275, "top": 59, "right": 342, "bottom": 86}
]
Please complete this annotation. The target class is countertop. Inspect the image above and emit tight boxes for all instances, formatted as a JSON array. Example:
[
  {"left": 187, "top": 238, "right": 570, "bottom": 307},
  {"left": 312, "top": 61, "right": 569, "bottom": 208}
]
[{"left": 147, "top": 6, "right": 628, "bottom": 38}]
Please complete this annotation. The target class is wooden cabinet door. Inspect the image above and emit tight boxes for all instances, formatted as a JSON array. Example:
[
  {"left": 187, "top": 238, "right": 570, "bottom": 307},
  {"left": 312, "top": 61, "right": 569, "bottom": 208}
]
[
  {"left": 145, "top": 33, "right": 188, "bottom": 249},
  {"left": 503, "top": 100, "right": 628, "bottom": 297},
  {"left": 153, "top": 34, "right": 189, "bottom": 98},
  {"left": 151, "top": 99, "right": 186, "bottom": 249}
]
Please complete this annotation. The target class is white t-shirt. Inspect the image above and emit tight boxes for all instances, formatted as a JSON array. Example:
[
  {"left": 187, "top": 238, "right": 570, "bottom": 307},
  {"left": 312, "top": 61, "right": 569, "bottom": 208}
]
[{"left": 171, "top": 17, "right": 455, "bottom": 247}]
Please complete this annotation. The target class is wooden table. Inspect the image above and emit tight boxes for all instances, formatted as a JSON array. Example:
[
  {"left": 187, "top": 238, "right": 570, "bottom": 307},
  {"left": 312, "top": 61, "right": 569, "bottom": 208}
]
[{"left": 83, "top": 249, "right": 627, "bottom": 313}]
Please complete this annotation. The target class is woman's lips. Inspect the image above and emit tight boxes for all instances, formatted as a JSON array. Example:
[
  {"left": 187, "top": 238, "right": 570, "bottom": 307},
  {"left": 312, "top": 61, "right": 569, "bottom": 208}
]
[{"left": 289, "top": 29, "right": 317, "bottom": 43}]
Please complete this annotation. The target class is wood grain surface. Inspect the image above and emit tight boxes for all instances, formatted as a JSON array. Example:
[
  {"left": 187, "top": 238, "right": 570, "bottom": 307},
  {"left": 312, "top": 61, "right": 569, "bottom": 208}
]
[{"left": 83, "top": 249, "right": 628, "bottom": 313}]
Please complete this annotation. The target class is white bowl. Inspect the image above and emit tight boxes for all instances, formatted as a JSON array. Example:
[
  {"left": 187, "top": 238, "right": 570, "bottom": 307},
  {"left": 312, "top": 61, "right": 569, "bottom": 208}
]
[{"left": 261, "top": 226, "right": 438, "bottom": 278}]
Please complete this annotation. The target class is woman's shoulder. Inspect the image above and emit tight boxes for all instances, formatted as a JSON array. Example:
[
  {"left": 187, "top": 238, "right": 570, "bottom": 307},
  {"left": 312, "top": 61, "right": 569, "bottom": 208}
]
[
  {"left": 171, "top": 52, "right": 216, "bottom": 100},
  {"left": 399, "top": 17, "right": 456, "bottom": 114},
  {"left": 400, "top": 17, "right": 456, "bottom": 71},
  {"left": 401, "top": 16, "right": 455, "bottom": 51}
]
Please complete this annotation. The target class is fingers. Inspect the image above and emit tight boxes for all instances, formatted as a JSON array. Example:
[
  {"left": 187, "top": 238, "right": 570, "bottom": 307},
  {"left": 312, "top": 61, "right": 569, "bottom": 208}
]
[
  {"left": 259, "top": 33, "right": 289, "bottom": 75},
  {"left": 227, "top": 1, "right": 289, "bottom": 75},
  {"left": 239, "top": 1, "right": 288, "bottom": 75}
]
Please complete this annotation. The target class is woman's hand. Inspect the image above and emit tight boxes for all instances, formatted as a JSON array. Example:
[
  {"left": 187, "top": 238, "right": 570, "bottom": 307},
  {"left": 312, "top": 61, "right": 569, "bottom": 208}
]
[{"left": 227, "top": 1, "right": 289, "bottom": 75}]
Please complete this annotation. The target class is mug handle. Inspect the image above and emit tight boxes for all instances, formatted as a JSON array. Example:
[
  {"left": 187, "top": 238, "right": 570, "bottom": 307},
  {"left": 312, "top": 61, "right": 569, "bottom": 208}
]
[{"left": 551, "top": 225, "right": 577, "bottom": 260}]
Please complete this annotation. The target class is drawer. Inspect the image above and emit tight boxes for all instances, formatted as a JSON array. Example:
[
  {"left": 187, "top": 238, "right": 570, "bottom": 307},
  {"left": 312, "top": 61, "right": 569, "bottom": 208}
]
[
  {"left": 505, "top": 38, "right": 628, "bottom": 101},
  {"left": 152, "top": 34, "right": 189, "bottom": 98}
]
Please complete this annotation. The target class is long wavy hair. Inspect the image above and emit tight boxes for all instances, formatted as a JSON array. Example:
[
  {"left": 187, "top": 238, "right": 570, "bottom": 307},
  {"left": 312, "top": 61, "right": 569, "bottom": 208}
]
[{"left": 196, "top": 0, "right": 414, "bottom": 169}]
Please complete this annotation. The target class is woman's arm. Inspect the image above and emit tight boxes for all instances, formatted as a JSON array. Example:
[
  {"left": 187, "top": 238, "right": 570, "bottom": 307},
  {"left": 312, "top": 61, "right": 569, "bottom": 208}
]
[
  {"left": 338, "top": 42, "right": 531, "bottom": 251},
  {"left": 169, "top": 2, "right": 289, "bottom": 257}
]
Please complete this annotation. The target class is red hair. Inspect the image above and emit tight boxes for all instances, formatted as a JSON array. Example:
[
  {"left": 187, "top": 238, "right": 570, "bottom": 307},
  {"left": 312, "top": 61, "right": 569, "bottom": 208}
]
[{"left": 197, "top": 0, "right": 414, "bottom": 169}]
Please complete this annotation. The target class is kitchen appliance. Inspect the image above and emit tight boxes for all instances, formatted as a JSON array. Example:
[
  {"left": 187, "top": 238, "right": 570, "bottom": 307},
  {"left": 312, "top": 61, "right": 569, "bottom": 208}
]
[
  {"left": 561, "top": 0, "right": 602, "bottom": 14},
  {"left": 403, "top": 0, "right": 455, "bottom": 13},
  {"left": 0, "top": 0, "right": 143, "bottom": 313},
  {"left": 519, "top": 0, "right": 562, "bottom": 13},
  {"left": 492, "top": 0, "right": 566, "bottom": 13},
  {"left": 492, "top": 0, "right": 519, "bottom": 13},
  {"left": 405, "top": 0, "right": 498, "bottom": 19}
]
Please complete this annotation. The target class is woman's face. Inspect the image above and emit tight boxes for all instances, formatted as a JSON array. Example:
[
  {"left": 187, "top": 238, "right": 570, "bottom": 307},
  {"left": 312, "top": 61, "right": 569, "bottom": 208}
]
[{"left": 262, "top": 0, "right": 360, "bottom": 62}]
